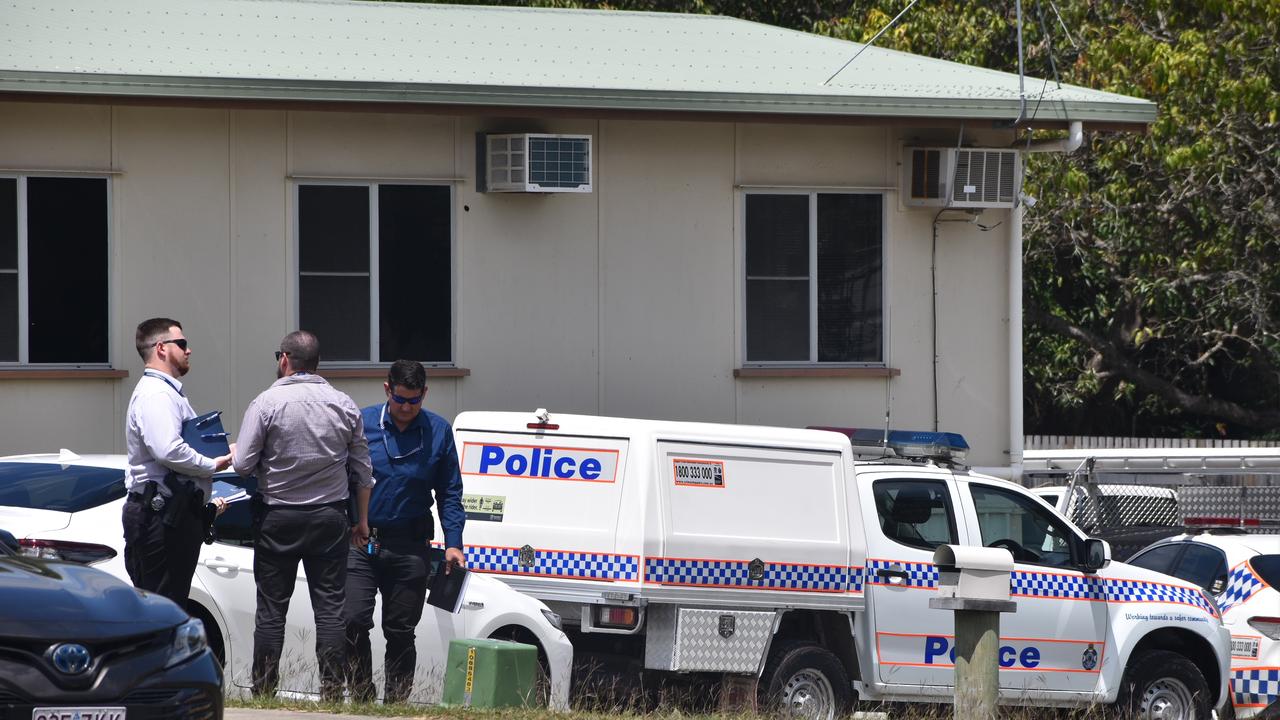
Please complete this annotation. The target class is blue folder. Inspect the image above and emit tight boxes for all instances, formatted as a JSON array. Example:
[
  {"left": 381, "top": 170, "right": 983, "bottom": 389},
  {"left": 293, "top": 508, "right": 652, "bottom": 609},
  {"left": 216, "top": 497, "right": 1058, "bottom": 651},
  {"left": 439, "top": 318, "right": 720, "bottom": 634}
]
[{"left": 182, "top": 410, "right": 231, "bottom": 459}]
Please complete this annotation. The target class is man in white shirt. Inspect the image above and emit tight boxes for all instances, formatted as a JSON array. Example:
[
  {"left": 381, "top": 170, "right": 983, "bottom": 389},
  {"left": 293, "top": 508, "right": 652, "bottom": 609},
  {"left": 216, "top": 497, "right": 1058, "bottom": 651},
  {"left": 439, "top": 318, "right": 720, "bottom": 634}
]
[{"left": 122, "top": 317, "right": 232, "bottom": 607}]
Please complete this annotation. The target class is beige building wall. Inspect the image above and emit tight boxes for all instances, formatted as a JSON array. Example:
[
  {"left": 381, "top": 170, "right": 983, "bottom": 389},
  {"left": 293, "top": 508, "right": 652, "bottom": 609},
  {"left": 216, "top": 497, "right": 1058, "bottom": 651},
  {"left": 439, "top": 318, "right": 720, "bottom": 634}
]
[{"left": 0, "top": 100, "right": 1014, "bottom": 467}]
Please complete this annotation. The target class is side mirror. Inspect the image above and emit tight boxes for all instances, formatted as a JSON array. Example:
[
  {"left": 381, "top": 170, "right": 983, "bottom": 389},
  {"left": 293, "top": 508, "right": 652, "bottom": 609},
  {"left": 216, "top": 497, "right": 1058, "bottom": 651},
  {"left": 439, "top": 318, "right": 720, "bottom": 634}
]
[
  {"left": 1081, "top": 538, "right": 1111, "bottom": 573},
  {"left": 0, "top": 529, "right": 18, "bottom": 553}
]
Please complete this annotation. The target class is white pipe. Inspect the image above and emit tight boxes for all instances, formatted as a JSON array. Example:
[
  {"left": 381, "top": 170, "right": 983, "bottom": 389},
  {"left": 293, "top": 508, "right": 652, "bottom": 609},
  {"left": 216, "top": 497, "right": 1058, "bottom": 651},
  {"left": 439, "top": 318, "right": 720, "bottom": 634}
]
[
  {"left": 1010, "top": 202, "right": 1025, "bottom": 485},
  {"left": 1025, "top": 120, "right": 1083, "bottom": 154},
  {"left": 1010, "top": 120, "right": 1084, "bottom": 486}
]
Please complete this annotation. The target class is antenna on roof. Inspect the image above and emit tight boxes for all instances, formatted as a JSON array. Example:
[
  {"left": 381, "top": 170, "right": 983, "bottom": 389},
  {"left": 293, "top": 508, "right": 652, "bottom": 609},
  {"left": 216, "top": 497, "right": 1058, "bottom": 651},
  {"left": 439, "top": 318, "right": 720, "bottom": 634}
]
[{"left": 823, "top": 0, "right": 920, "bottom": 86}]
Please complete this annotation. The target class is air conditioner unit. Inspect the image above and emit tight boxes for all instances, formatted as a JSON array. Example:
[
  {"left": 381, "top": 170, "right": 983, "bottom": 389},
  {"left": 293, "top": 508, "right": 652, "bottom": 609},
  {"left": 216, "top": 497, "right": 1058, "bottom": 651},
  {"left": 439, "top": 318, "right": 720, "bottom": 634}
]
[
  {"left": 902, "top": 147, "right": 1021, "bottom": 209},
  {"left": 479, "top": 133, "right": 592, "bottom": 193}
]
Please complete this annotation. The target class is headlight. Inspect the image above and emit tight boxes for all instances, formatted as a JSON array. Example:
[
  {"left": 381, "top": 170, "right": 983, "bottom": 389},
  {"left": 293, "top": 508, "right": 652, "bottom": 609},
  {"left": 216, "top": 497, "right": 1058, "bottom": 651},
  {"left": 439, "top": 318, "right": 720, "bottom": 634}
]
[
  {"left": 541, "top": 609, "right": 562, "bottom": 631},
  {"left": 166, "top": 618, "right": 208, "bottom": 668}
]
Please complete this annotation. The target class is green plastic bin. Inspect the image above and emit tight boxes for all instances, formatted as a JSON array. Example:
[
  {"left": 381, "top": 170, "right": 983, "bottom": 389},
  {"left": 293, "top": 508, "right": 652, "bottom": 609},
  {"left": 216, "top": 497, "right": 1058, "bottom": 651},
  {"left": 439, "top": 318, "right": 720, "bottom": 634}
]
[{"left": 441, "top": 638, "right": 539, "bottom": 708}]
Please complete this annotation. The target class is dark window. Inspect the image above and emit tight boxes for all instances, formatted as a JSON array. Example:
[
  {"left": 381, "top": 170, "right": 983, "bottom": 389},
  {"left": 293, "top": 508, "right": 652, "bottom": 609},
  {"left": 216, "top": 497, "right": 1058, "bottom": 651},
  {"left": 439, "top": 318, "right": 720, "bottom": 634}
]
[
  {"left": 297, "top": 183, "right": 451, "bottom": 364},
  {"left": 970, "top": 483, "right": 1076, "bottom": 568},
  {"left": 1175, "top": 544, "right": 1228, "bottom": 592},
  {"left": 0, "top": 177, "right": 109, "bottom": 364},
  {"left": 1251, "top": 554, "right": 1280, "bottom": 587},
  {"left": 745, "top": 192, "right": 882, "bottom": 363},
  {"left": 0, "top": 462, "right": 125, "bottom": 513},
  {"left": 209, "top": 476, "right": 258, "bottom": 548},
  {"left": 1128, "top": 543, "right": 1185, "bottom": 575},
  {"left": 873, "top": 479, "right": 957, "bottom": 551}
]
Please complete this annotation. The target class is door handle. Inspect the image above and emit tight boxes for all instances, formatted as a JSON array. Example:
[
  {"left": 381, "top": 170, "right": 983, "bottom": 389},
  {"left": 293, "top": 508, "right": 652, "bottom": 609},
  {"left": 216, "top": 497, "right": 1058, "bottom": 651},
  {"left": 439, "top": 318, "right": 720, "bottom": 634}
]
[
  {"left": 202, "top": 558, "right": 239, "bottom": 572},
  {"left": 875, "top": 568, "right": 908, "bottom": 583}
]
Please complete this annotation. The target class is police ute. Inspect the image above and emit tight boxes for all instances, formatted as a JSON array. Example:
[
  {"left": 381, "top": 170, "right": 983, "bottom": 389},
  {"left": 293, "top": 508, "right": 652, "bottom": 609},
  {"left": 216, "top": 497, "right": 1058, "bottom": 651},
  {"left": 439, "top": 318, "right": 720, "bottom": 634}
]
[{"left": 451, "top": 410, "right": 1231, "bottom": 720}]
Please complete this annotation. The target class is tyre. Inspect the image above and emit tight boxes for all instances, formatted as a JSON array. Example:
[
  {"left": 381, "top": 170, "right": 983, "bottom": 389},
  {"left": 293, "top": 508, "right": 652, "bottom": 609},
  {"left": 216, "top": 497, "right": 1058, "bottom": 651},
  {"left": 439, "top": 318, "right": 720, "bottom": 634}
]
[
  {"left": 1115, "top": 649, "right": 1211, "bottom": 720},
  {"left": 758, "top": 641, "right": 853, "bottom": 720}
]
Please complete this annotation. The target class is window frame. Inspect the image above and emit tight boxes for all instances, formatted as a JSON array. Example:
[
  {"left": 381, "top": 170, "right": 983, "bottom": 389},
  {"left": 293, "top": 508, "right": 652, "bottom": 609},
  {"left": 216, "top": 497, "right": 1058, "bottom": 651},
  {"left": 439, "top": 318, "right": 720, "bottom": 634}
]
[
  {"left": 0, "top": 173, "right": 113, "bottom": 368},
  {"left": 291, "top": 179, "right": 456, "bottom": 367},
  {"left": 872, "top": 478, "right": 960, "bottom": 552},
  {"left": 739, "top": 188, "right": 888, "bottom": 367}
]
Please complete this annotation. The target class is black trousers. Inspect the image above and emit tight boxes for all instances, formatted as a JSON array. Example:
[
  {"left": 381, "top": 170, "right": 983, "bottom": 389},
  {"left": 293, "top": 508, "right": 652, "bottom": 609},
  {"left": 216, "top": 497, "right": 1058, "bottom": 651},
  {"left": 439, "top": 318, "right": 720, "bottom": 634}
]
[
  {"left": 251, "top": 502, "right": 350, "bottom": 701},
  {"left": 121, "top": 494, "right": 202, "bottom": 609},
  {"left": 343, "top": 541, "right": 438, "bottom": 703}
]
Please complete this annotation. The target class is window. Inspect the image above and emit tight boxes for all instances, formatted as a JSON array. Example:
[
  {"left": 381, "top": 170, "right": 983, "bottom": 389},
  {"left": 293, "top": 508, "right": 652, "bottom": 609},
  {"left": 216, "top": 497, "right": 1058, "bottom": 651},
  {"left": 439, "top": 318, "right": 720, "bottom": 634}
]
[
  {"left": 0, "top": 462, "right": 125, "bottom": 513},
  {"left": 744, "top": 191, "right": 883, "bottom": 364},
  {"left": 1128, "top": 543, "right": 1184, "bottom": 575},
  {"left": 296, "top": 183, "right": 452, "bottom": 364},
  {"left": 970, "top": 483, "right": 1076, "bottom": 568},
  {"left": 1129, "top": 542, "right": 1230, "bottom": 594},
  {"left": 1, "top": 176, "right": 109, "bottom": 364},
  {"left": 873, "top": 479, "right": 957, "bottom": 551}
]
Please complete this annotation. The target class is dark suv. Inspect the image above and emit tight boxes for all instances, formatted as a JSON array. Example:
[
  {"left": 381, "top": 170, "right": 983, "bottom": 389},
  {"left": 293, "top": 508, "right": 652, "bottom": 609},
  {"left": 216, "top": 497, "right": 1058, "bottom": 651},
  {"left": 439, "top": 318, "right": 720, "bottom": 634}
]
[{"left": 0, "top": 529, "right": 223, "bottom": 720}]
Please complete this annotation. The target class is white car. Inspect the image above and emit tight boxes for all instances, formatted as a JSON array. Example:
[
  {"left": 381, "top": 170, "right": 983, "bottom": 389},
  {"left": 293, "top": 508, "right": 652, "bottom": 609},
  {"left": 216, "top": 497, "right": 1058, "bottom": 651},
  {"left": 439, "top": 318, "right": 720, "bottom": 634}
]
[
  {"left": 0, "top": 451, "right": 572, "bottom": 709},
  {"left": 1128, "top": 532, "right": 1280, "bottom": 718}
]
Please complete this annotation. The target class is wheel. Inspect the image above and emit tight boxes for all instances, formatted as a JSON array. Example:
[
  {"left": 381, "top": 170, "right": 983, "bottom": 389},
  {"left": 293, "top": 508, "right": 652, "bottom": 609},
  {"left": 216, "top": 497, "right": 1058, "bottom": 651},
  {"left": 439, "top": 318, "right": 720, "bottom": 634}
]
[
  {"left": 1115, "top": 649, "right": 1211, "bottom": 720},
  {"left": 759, "top": 641, "right": 853, "bottom": 720},
  {"left": 489, "top": 626, "right": 550, "bottom": 707}
]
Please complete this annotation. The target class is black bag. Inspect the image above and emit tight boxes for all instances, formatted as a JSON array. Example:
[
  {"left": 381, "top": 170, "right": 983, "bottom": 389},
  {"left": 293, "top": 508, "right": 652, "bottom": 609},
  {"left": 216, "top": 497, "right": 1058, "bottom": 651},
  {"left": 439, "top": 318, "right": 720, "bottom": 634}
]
[{"left": 158, "top": 473, "right": 203, "bottom": 529}]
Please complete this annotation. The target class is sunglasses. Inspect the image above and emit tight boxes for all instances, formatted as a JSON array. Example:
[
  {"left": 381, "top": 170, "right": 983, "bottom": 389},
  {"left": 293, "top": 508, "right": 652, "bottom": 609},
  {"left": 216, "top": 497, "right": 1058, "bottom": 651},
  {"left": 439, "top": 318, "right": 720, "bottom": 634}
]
[
  {"left": 274, "top": 351, "right": 289, "bottom": 362},
  {"left": 390, "top": 392, "right": 424, "bottom": 405},
  {"left": 158, "top": 338, "right": 189, "bottom": 351}
]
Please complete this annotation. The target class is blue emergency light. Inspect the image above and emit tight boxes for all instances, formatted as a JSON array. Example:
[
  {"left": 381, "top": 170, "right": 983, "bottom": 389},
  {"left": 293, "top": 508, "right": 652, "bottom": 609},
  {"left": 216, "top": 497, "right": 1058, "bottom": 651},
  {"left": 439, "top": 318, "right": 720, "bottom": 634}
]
[{"left": 809, "top": 426, "right": 969, "bottom": 463}]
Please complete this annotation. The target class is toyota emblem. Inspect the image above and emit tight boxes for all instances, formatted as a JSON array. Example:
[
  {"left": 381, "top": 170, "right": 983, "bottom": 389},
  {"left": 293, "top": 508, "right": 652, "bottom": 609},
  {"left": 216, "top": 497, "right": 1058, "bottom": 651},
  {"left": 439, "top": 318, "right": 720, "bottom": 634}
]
[{"left": 50, "top": 643, "right": 92, "bottom": 675}]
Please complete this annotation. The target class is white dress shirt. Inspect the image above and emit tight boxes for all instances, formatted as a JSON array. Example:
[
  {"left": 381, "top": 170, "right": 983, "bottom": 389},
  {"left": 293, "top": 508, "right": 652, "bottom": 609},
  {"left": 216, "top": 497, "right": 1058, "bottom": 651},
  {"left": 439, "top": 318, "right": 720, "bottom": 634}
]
[{"left": 125, "top": 369, "right": 218, "bottom": 500}]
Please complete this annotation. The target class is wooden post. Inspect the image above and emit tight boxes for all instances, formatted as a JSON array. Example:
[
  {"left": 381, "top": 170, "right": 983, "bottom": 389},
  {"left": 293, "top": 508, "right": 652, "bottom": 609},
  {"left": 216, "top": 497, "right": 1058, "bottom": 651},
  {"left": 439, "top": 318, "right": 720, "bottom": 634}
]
[{"left": 929, "top": 597, "right": 1017, "bottom": 720}]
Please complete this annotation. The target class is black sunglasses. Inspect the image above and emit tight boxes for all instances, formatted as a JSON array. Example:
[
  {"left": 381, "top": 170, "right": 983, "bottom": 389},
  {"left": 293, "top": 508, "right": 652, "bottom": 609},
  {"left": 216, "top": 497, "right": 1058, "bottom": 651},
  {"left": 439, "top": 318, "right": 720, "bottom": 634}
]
[
  {"left": 274, "top": 351, "right": 289, "bottom": 362},
  {"left": 158, "top": 338, "right": 189, "bottom": 351}
]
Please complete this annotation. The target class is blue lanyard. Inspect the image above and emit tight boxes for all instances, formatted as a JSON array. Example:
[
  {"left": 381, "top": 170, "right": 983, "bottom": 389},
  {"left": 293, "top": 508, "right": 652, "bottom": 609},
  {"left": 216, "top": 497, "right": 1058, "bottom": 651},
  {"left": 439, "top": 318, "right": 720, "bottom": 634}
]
[{"left": 144, "top": 369, "right": 183, "bottom": 396}]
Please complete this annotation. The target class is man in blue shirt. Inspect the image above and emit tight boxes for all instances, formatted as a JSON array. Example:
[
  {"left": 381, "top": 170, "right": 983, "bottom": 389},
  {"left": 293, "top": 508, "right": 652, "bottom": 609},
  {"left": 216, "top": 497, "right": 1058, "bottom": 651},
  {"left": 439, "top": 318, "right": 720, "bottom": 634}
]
[{"left": 344, "top": 359, "right": 465, "bottom": 703}]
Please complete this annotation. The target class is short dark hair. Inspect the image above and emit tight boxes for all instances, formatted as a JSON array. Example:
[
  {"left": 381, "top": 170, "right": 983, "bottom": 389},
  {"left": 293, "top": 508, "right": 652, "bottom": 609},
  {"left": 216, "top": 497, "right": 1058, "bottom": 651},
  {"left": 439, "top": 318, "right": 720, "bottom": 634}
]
[
  {"left": 387, "top": 359, "right": 427, "bottom": 392},
  {"left": 136, "top": 317, "right": 182, "bottom": 360},
  {"left": 280, "top": 330, "right": 320, "bottom": 372}
]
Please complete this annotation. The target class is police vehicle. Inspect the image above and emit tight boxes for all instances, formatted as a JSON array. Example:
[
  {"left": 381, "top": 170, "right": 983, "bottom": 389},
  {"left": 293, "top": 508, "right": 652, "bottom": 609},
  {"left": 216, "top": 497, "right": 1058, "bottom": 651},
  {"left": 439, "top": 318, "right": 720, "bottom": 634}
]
[{"left": 448, "top": 410, "right": 1231, "bottom": 720}]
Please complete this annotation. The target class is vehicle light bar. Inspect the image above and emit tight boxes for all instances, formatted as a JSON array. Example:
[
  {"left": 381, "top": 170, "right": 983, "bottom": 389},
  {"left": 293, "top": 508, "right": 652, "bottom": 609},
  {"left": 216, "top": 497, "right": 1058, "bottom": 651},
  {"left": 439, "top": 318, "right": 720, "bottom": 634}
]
[{"left": 809, "top": 427, "right": 969, "bottom": 463}]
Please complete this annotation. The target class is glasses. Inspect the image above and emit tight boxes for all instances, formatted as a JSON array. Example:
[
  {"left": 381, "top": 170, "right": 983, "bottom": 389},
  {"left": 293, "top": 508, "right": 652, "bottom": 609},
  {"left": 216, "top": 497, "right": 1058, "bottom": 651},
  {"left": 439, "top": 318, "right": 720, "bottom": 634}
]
[
  {"left": 274, "top": 351, "right": 289, "bottom": 362},
  {"left": 389, "top": 392, "right": 424, "bottom": 405},
  {"left": 158, "top": 338, "right": 189, "bottom": 351}
]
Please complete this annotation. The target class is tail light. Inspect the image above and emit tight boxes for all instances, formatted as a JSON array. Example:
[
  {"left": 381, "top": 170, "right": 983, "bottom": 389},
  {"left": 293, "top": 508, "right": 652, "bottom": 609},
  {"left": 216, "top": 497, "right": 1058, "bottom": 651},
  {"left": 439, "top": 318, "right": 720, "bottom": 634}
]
[
  {"left": 19, "top": 539, "right": 118, "bottom": 565},
  {"left": 1247, "top": 616, "right": 1280, "bottom": 640},
  {"left": 594, "top": 605, "right": 640, "bottom": 630}
]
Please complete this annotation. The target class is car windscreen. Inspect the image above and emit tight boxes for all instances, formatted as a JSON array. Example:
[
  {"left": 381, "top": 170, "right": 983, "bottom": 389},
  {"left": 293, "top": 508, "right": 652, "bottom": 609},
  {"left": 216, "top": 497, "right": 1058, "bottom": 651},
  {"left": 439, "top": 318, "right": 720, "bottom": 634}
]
[
  {"left": 1251, "top": 554, "right": 1280, "bottom": 587},
  {"left": 0, "top": 462, "right": 126, "bottom": 512}
]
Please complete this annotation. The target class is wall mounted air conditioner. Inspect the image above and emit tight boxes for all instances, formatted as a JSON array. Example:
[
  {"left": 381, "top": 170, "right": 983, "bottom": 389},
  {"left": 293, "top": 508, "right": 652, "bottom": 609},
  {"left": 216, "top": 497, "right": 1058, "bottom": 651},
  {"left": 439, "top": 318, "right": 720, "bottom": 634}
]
[
  {"left": 902, "top": 147, "right": 1021, "bottom": 209},
  {"left": 478, "top": 133, "right": 592, "bottom": 193}
]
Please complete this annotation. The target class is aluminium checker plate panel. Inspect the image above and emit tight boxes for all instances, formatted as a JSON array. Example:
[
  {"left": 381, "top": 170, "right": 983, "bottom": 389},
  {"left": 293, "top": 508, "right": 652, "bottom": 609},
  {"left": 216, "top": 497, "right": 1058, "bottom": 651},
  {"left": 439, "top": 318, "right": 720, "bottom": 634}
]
[{"left": 644, "top": 605, "right": 778, "bottom": 673}]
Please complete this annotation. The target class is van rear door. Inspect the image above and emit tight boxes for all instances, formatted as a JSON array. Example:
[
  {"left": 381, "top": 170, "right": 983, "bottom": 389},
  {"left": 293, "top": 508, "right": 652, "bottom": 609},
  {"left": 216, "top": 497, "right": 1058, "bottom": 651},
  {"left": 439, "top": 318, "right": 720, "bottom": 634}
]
[{"left": 454, "top": 428, "right": 637, "bottom": 586}]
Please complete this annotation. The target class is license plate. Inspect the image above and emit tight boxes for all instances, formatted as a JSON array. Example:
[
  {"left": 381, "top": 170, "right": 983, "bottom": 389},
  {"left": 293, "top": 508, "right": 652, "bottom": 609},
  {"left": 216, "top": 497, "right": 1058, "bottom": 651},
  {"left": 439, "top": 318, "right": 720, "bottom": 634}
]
[{"left": 32, "top": 708, "right": 125, "bottom": 720}]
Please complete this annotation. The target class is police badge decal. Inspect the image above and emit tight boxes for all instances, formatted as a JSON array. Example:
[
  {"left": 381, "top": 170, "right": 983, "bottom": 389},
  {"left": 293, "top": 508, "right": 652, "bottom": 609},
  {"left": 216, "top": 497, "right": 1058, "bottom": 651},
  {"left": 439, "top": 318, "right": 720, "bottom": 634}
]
[
  {"left": 518, "top": 544, "right": 536, "bottom": 569},
  {"left": 718, "top": 614, "right": 736, "bottom": 638},
  {"left": 1082, "top": 643, "right": 1098, "bottom": 671}
]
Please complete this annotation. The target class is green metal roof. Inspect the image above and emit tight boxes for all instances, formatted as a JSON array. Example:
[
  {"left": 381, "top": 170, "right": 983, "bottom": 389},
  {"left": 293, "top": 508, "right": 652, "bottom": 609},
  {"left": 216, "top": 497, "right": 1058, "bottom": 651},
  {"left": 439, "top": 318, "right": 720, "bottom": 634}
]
[{"left": 0, "top": 0, "right": 1155, "bottom": 125}]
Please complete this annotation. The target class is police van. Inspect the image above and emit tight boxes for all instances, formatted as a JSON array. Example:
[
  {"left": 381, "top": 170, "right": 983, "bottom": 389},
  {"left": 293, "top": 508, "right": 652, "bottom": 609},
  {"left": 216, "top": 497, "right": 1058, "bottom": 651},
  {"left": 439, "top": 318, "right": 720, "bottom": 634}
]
[{"left": 451, "top": 410, "right": 1231, "bottom": 719}]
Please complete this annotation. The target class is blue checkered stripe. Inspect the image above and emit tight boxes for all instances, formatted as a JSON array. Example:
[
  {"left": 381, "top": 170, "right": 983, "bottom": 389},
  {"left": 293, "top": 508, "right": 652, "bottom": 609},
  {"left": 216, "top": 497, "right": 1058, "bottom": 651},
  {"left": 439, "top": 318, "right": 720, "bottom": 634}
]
[
  {"left": 1105, "top": 578, "right": 1217, "bottom": 615},
  {"left": 468, "top": 546, "right": 639, "bottom": 581},
  {"left": 865, "top": 559, "right": 938, "bottom": 590},
  {"left": 1220, "top": 563, "right": 1264, "bottom": 614},
  {"left": 1011, "top": 571, "right": 1106, "bottom": 600},
  {"left": 1231, "top": 668, "right": 1280, "bottom": 708},
  {"left": 644, "top": 558, "right": 849, "bottom": 591}
]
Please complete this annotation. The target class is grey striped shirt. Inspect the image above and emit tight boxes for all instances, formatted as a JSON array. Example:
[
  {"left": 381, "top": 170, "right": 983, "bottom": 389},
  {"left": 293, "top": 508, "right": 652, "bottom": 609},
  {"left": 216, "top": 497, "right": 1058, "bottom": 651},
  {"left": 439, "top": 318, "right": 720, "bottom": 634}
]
[{"left": 232, "top": 373, "right": 374, "bottom": 506}]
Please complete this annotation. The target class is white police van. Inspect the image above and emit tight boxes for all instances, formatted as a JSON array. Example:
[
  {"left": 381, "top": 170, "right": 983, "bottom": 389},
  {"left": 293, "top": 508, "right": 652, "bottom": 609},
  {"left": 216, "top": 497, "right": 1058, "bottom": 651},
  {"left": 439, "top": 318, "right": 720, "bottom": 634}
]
[{"left": 451, "top": 410, "right": 1231, "bottom": 719}]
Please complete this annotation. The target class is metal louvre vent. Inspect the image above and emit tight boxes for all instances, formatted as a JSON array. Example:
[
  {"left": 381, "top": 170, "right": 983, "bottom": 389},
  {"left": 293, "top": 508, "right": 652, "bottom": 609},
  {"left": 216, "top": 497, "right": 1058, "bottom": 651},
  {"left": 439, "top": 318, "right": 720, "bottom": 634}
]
[
  {"left": 482, "top": 133, "right": 592, "bottom": 193},
  {"left": 950, "top": 149, "right": 1018, "bottom": 208}
]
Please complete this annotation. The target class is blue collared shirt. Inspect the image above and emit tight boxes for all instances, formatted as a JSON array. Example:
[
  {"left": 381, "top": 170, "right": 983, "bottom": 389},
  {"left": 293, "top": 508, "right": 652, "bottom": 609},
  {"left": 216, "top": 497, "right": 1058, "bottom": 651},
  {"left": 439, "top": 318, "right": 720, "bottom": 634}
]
[{"left": 361, "top": 403, "right": 464, "bottom": 549}]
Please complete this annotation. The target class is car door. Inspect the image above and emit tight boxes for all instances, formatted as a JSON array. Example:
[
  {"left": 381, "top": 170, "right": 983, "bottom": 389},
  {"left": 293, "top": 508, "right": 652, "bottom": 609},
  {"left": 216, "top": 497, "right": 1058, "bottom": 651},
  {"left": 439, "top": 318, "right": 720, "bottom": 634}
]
[
  {"left": 959, "top": 479, "right": 1108, "bottom": 698},
  {"left": 863, "top": 474, "right": 965, "bottom": 689}
]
